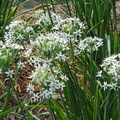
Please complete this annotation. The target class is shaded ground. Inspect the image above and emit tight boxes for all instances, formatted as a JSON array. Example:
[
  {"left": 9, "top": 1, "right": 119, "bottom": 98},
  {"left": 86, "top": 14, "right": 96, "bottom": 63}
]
[{"left": 21, "top": 0, "right": 71, "bottom": 8}]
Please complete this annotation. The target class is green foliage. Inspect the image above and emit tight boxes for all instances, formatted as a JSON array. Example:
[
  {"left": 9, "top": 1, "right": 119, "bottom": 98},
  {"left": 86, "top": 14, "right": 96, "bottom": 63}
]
[
  {"left": 0, "top": 0, "right": 21, "bottom": 41},
  {"left": 0, "top": 0, "right": 120, "bottom": 120}
]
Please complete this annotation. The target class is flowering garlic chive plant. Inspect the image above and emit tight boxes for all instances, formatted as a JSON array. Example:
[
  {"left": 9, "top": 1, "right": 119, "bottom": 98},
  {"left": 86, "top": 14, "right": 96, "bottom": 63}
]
[
  {"left": 97, "top": 54, "right": 120, "bottom": 91},
  {"left": 33, "top": 10, "right": 61, "bottom": 32},
  {"left": 4, "top": 20, "right": 33, "bottom": 44},
  {"left": 53, "top": 17, "right": 85, "bottom": 37},
  {"left": 27, "top": 64, "right": 69, "bottom": 101}
]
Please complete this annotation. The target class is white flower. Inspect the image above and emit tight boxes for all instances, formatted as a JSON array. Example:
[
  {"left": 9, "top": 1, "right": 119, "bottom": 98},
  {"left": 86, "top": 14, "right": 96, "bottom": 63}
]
[
  {"left": 24, "top": 46, "right": 33, "bottom": 57},
  {"left": 40, "top": 89, "right": 54, "bottom": 99},
  {"left": 52, "top": 67, "right": 61, "bottom": 74},
  {"left": 29, "top": 56, "right": 42, "bottom": 67},
  {"left": 55, "top": 52, "right": 69, "bottom": 62},
  {"left": 78, "top": 41, "right": 87, "bottom": 51},
  {"left": 49, "top": 80, "right": 60, "bottom": 92},
  {"left": 31, "top": 93, "right": 40, "bottom": 102},
  {"left": 73, "top": 29, "right": 83, "bottom": 37},
  {"left": 102, "top": 82, "right": 108, "bottom": 91},
  {"left": 17, "top": 61, "right": 25, "bottom": 69},
  {"left": 59, "top": 74, "right": 69, "bottom": 81},
  {"left": 31, "top": 65, "right": 49, "bottom": 84},
  {"left": 25, "top": 27, "right": 33, "bottom": 32},
  {"left": 96, "top": 70, "right": 102, "bottom": 77},
  {"left": 5, "top": 70, "right": 14, "bottom": 78},
  {"left": 27, "top": 83, "right": 34, "bottom": 94},
  {"left": 73, "top": 49, "right": 81, "bottom": 56},
  {"left": 42, "top": 58, "right": 53, "bottom": 67},
  {"left": 55, "top": 82, "right": 65, "bottom": 91},
  {"left": 17, "top": 34, "right": 24, "bottom": 40},
  {"left": 108, "top": 82, "right": 117, "bottom": 90}
]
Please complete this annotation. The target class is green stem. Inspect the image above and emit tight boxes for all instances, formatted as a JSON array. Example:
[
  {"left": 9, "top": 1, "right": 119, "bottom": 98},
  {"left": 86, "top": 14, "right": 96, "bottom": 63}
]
[
  {"left": 118, "top": 89, "right": 120, "bottom": 120},
  {"left": 47, "top": 99, "right": 54, "bottom": 120},
  {"left": 60, "top": 91, "right": 70, "bottom": 120},
  {"left": 45, "top": 0, "right": 53, "bottom": 25},
  {"left": 49, "top": 0, "right": 56, "bottom": 13}
]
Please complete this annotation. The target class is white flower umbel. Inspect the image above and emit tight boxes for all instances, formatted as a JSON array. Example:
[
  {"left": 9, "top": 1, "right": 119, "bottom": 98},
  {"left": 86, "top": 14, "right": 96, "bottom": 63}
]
[
  {"left": 33, "top": 32, "right": 69, "bottom": 59},
  {"left": 77, "top": 36, "right": 103, "bottom": 53},
  {"left": 32, "top": 10, "right": 44, "bottom": 19},
  {"left": 53, "top": 17, "right": 85, "bottom": 37},
  {"left": 34, "top": 10, "right": 61, "bottom": 32},
  {"left": 4, "top": 20, "right": 33, "bottom": 44},
  {"left": 97, "top": 54, "right": 120, "bottom": 91},
  {"left": 27, "top": 64, "right": 68, "bottom": 100}
]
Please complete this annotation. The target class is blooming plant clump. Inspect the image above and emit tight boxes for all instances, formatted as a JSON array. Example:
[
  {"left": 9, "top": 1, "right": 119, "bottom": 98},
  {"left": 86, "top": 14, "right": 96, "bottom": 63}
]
[
  {"left": 0, "top": 1, "right": 120, "bottom": 119},
  {"left": 97, "top": 54, "right": 120, "bottom": 91},
  {"left": 1, "top": 9, "right": 114, "bottom": 120},
  {"left": 1, "top": 10, "right": 104, "bottom": 104},
  {"left": 22, "top": 11, "right": 104, "bottom": 102},
  {"left": 4, "top": 20, "right": 33, "bottom": 44}
]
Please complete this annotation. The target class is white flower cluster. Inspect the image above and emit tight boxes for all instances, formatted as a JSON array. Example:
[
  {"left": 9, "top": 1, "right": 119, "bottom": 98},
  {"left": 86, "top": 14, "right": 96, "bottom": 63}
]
[
  {"left": 4, "top": 20, "right": 33, "bottom": 44},
  {"left": 1, "top": 34, "right": 24, "bottom": 50},
  {"left": 77, "top": 36, "right": 103, "bottom": 53},
  {"left": 31, "top": 32, "right": 69, "bottom": 59},
  {"left": 27, "top": 64, "right": 68, "bottom": 101},
  {"left": 33, "top": 10, "right": 61, "bottom": 31},
  {"left": 32, "top": 10, "right": 45, "bottom": 19},
  {"left": 53, "top": 17, "right": 85, "bottom": 37},
  {"left": 97, "top": 54, "right": 120, "bottom": 91}
]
